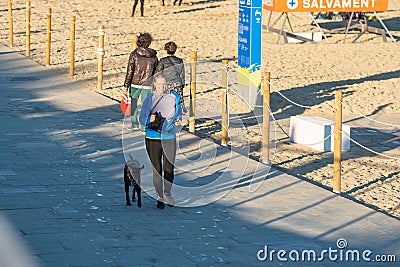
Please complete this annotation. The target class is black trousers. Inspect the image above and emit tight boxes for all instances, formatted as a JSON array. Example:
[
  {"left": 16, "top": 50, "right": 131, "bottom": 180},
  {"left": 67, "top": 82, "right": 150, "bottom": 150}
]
[
  {"left": 145, "top": 138, "right": 176, "bottom": 198},
  {"left": 132, "top": 0, "right": 144, "bottom": 17}
]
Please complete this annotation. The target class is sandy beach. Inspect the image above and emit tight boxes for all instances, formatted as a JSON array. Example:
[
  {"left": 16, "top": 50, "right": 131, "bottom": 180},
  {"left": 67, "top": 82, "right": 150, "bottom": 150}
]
[{"left": 0, "top": 0, "right": 399, "bottom": 217}]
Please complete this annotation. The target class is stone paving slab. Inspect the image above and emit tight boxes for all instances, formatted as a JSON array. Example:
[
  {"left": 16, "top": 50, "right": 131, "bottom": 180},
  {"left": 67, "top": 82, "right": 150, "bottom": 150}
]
[{"left": 0, "top": 44, "right": 399, "bottom": 267}]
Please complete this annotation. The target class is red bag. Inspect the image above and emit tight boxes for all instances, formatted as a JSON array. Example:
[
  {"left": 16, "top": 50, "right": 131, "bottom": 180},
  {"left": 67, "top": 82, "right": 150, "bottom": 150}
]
[{"left": 120, "top": 94, "right": 131, "bottom": 115}]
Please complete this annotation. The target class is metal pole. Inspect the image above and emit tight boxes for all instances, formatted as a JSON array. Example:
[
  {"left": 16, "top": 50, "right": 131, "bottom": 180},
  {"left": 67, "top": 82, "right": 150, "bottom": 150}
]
[
  {"left": 374, "top": 11, "right": 397, "bottom": 43},
  {"left": 343, "top": 12, "right": 354, "bottom": 43}
]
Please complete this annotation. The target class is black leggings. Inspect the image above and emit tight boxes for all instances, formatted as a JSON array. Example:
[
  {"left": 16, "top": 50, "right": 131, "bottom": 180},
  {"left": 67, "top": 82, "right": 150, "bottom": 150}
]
[
  {"left": 132, "top": 0, "right": 144, "bottom": 17},
  {"left": 145, "top": 138, "right": 176, "bottom": 198}
]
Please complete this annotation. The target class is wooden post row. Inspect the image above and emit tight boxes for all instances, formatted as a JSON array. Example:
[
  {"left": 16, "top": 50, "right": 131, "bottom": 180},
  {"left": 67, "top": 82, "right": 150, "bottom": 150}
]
[
  {"left": 333, "top": 90, "right": 343, "bottom": 193},
  {"left": 97, "top": 25, "right": 105, "bottom": 89},
  {"left": 70, "top": 16, "right": 75, "bottom": 76},
  {"left": 221, "top": 60, "right": 228, "bottom": 146},
  {"left": 8, "top": 0, "right": 13, "bottom": 47},
  {"left": 189, "top": 51, "right": 197, "bottom": 133},
  {"left": 46, "top": 8, "right": 51, "bottom": 66},
  {"left": 262, "top": 72, "right": 271, "bottom": 163},
  {"left": 26, "top": 0, "right": 31, "bottom": 56},
  {"left": 132, "top": 34, "right": 137, "bottom": 50}
]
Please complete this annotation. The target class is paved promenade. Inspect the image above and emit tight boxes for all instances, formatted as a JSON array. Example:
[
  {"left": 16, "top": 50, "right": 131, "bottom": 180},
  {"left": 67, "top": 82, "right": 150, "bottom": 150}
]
[{"left": 0, "top": 44, "right": 399, "bottom": 267}]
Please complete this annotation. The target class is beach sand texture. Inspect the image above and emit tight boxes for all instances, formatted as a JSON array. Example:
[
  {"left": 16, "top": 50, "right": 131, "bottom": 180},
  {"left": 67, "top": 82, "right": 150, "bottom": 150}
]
[{"left": 0, "top": 0, "right": 399, "bottom": 217}]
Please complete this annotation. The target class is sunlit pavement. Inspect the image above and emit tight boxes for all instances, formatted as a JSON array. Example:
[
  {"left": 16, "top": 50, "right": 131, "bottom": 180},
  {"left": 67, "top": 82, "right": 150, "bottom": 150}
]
[{"left": 0, "top": 44, "right": 399, "bottom": 267}]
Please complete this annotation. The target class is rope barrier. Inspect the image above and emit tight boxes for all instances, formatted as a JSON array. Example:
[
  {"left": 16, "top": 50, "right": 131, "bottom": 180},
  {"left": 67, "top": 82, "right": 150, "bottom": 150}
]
[
  {"left": 295, "top": 131, "right": 334, "bottom": 146},
  {"left": 266, "top": 79, "right": 315, "bottom": 109},
  {"left": 4, "top": 4, "right": 398, "bottom": 164},
  {"left": 265, "top": 79, "right": 337, "bottom": 111},
  {"left": 223, "top": 69, "right": 339, "bottom": 144},
  {"left": 265, "top": 81, "right": 398, "bottom": 129},
  {"left": 225, "top": 66, "right": 237, "bottom": 89},
  {"left": 341, "top": 131, "right": 400, "bottom": 160},
  {"left": 340, "top": 100, "right": 400, "bottom": 128},
  {"left": 273, "top": 117, "right": 291, "bottom": 139}
]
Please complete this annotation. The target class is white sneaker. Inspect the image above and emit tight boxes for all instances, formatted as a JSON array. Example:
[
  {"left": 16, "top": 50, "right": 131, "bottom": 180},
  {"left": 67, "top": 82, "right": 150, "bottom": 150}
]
[
  {"left": 127, "top": 124, "right": 139, "bottom": 130},
  {"left": 165, "top": 193, "right": 175, "bottom": 207}
]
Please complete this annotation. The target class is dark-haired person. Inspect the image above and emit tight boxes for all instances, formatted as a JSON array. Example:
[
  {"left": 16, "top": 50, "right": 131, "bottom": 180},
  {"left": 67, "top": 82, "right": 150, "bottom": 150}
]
[
  {"left": 155, "top": 41, "right": 187, "bottom": 113},
  {"left": 124, "top": 33, "right": 158, "bottom": 130}
]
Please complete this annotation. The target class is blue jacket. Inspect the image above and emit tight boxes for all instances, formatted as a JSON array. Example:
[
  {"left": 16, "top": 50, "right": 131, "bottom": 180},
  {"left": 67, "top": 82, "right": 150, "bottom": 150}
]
[{"left": 139, "top": 91, "right": 182, "bottom": 140}]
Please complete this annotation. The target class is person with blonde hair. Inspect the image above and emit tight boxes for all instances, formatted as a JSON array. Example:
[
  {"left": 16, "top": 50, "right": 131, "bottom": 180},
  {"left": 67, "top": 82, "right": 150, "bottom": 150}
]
[{"left": 139, "top": 73, "right": 182, "bottom": 209}]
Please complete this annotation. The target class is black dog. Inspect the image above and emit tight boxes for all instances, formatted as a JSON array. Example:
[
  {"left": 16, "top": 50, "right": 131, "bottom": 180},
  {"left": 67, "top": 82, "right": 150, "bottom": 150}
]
[{"left": 124, "top": 155, "right": 144, "bottom": 207}]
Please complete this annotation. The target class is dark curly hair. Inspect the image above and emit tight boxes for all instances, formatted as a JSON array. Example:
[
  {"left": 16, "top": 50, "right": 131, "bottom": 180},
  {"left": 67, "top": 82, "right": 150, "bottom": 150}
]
[
  {"left": 164, "top": 41, "right": 177, "bottom": 55},
  {"left": 137, "top": 33, "right": 153, "bottom": 48}
]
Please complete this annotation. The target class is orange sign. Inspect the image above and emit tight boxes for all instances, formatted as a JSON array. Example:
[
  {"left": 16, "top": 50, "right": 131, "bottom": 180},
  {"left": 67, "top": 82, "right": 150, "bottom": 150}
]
[{"left": 263, "top": 0, "right": 388, "bottom": 12}]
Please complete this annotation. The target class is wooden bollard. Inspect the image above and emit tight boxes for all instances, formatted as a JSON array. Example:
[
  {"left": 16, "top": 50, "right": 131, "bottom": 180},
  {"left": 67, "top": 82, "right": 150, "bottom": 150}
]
[
  {"left": 132, "top": 34, "right": 137, "bottom": 50},
  {"left": 97, "top": 25, "right": 105, "bottom": 90},
  {"left": 333, "top": 90, "right": 343, "bottom": 193},
  {"left": 69, "top": 16, "right": 75, "bottom": 76},
  {"left": 221, "top": 60, "right": 228, "bottom": 146},
  {"left": 262, "top": 72, "right": 271, "bottom": 163},
  {"left": 45, "top": 8, "right": 51, "bottom": 66},
  {"left": 26, "top": 0, "right": 31, "bottom": 56},
  {"left": 8, "top": 0, "right": 13, "bottom": 47},
  {"left": 189, "top": 51, "right": 197, "bottom": 133}
]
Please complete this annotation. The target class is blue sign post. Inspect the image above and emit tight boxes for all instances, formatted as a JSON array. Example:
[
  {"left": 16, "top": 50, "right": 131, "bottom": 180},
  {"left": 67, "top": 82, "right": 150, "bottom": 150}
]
[{"left": 238, "top": 0, "right": 262, "bottom": 110}]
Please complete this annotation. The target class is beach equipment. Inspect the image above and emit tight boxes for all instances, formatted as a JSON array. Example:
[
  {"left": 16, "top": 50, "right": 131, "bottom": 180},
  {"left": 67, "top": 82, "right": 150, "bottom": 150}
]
[{"left": 262, "top": 0, "right": 395, "bottom": 43}]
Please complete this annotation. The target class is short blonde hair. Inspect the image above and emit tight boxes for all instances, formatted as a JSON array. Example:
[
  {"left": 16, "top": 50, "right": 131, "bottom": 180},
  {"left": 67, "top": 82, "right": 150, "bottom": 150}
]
[{"left": 152, "top": 73, "right": 167, "bottom": 90}]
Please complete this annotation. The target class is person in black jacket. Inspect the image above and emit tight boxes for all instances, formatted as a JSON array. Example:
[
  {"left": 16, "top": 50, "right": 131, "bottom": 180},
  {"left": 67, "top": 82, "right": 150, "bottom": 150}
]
[
  {"left": 124, "top": 33, "right": 158, "bottom": 130},
  {"left": 155, "top": 41, "right": 187, "bottom": 113}
]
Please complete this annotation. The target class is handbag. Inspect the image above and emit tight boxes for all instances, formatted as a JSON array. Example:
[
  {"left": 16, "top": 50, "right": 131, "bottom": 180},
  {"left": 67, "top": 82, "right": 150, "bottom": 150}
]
[
  {"left": 120, "top": 93, "right": 131, "bottom": 115},
  {"left": 149, "top": 95, "right": 166, "bottom": 132},
  {"left": 150, "top": 111, "right": 163, "bottom": 131}
]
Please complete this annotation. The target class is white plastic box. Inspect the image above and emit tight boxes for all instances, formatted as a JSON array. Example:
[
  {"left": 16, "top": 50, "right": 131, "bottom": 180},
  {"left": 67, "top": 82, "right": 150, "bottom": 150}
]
[
  {"left": 289, "top": 116, "right": 351, "bottom": 152},
  {"left": 287, "top": 32, "right": 323, "bottom": 43}
]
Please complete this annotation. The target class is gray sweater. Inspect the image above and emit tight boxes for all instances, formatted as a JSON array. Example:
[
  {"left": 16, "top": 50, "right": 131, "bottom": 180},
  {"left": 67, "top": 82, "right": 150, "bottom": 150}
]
[
  {"left": 151, "top": 92, "right": 177, "bottom": 121},
  {"left": 155, "top": 56, "right": 185, "bottom": 87}
]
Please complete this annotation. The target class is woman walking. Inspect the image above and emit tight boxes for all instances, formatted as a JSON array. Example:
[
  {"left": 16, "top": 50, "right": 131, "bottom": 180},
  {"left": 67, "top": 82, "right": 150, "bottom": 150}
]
[{"left": 139, "top": 73, "right": 182, "bottom": 209}]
